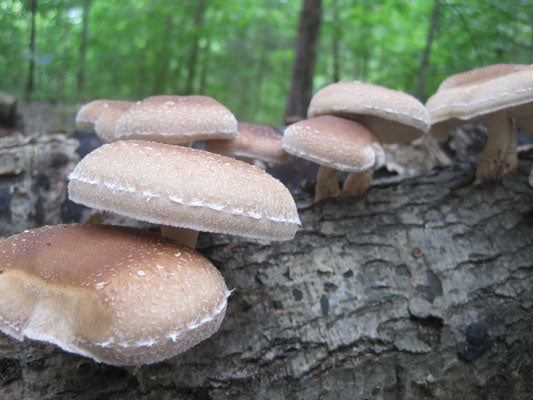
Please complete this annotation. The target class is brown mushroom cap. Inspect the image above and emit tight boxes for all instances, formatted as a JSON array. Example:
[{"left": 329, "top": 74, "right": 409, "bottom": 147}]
[
  {"left": 282, "top": 116, "right": 384, "bottom": 172},
  {"left": 68, "top": 140, "right": 300, "bottom": 241},
  {"left": 205, "top": 122, "right": 290, "bottom": 164},
  {"left": 426, "top": 64, "right": 533, "bottom": 140},
  {"left": 75, "top": 100, "right": 133, "bottom": 132},
  {"left": 115, "top": 95, "right": 238, "bottom": 144},
  {"left": 0, "top": 224, "right": 229, "bottom": 366},
  {"left": 307, "top": 81, "right": 429, "bottom": 144},
  {"left": 94, "top": 104, "right": 133, "bottom": 143}
]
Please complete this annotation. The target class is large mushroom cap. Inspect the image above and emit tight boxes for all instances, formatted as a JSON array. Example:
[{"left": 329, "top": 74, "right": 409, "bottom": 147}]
[
  {"left": 0, "top": 224, "right": 230, "bottom": 366},
  {"left": 115, "top": 95, "right": 238, "bottom": 144},
  {"left": 75, "top": 100, "right": 133, "bottom": 132},
  {"left": 283, "top": 115, "right": 384, "bottom": 172},
  {"left": 68, "top": 140, "right": 300, "bottom": 241},
  {"left": 307, "top": 81, "right": 429, "bottom": 144},
  {"left": 426, "top": 64, "right": 533, "bottom": 140},
  {"left": 206, "top": 122, "right": 290, "bottom": 164}
]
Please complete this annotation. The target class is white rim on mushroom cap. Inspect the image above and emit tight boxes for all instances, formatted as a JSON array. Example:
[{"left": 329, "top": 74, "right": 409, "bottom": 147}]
[
  {"left": 0, "top": 224, "right": 230, "bottom": 366},
  {"left": 282, "top": 116, "right": 385, "bottom": 172},
  {"left": 68, "top": 140, "right": 300, "bottom": 241},
  {"left": 426, "top": 64, "right": 533, "bottom": 140},
  {"left": 75, "top": 100, "right": 133, "bottom": 132},
  {"left": 206, "top": 122, "right": 290, "bottom": 164},
  {"left": 307, "top": 81, "right": 429, "bottom": 144},
  {"left": 115, "top": 95, "right": 238, "bottom": 144}
]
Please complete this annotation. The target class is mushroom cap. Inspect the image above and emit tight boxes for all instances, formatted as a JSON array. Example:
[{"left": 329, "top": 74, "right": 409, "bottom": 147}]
[
  {"left": 75, "top": 100, "right": 133, "bottom": 132},
  {"left": 426, "top": 64, "right": 533, "bottom": 140},
  {"left": 0, "top": 224, "right": 230, "bottom": 366},
  {"left": 68, "top": 140, "right": 300, "bottom": 241},
  {"left": 94, "top": 104, "right": 133, "bottom": 143},
  {"left": 205, "top": 122, "right": 290, "bottom": 164},
  {"left": 307, "top": 81, "right": 429, "bottom": 144},
  {"left": 115, "top": 95, "right": 238, "bottom": 144},
  {"left": 282, "top": 116, "right": 385, "bottom": 172}
]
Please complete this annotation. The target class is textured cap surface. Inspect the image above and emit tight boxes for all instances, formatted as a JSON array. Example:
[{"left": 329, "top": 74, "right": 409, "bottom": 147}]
[
  {"left": 426, "top": 64, "right": 533, "bottom": 139},
  {"left": 283, "top": 116, "right": 385, "bottom": 172},
  {"left": 0, "top": 224, "right": 229, "bottom": 366},
  {"left": 68, "top": 140, "right": 300, "bottom": 240},
  {"left": 75, "top": 100, "right": 133, "bottom": 132},
  {"left": 94, "top": 105, "right": 132, "bottom": 143},
  {"left": 206, "top": 122, "right": 290, "bottom": 163},
  {"left": 307, "top": 81, "right": 429, "bottom": 144},
  {"left": 115, "top": 95, "right": 238, "bottom": 144}
]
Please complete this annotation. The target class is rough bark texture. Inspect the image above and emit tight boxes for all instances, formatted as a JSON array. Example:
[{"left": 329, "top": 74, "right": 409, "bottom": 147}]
[
  {"left": 0, "top": 132, "right": 79, "bottom": 237},
  {"left": 0, "top": 133, "right": 533, "bottom": 399}
]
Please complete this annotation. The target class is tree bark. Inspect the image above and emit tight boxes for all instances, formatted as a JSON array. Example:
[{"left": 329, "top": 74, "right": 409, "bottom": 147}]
[
  {"left": 25, "top": 0, "right": 38, "bottom": 101},
  {"left": 415, "top": 0, "right": 440, "bottom": 101},
  {"left": 1, "top": 136, "right": 533, "bottom": 398},
  {"left": 77, "top": 0, "right": 91, "bottom": 96},
  {"left": 284, "top": 0, "right": 322, "bottom": 122},
  {"left": 184, "top": 0, "right": 208, "bottom": 95}
]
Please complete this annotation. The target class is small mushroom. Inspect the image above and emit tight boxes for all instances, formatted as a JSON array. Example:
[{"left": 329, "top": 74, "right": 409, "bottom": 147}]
[
  {"left": 94, "top": 103, "right": 133, "bottom": 143},
  {"left": 205, "top": 122, "right": 290, "bottom": 167},
  {"left": 307, "top": 81, "right": 429, "bottom": 195},
  {"left": 75, "top": 100, "right": 133, "bottom": 132},
  {"left": 426, "top": 64, "right": 533, "bottom": 185},
  {"left": 114, "top": 95, "right": 238, "bottom": 145},
  {"left": 0, "top": 224, "right": 230, "bottom": 366},
  {"left": 68, "top": 140, "right": 301, "bottom": 248},
  {"left": 283, "top": 116, "right": 384, "bottom": 202}
]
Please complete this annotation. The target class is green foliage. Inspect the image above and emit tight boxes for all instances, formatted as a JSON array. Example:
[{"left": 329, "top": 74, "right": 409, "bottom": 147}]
[{"left": 0, "top": 0, "right": 531, "bottom": 124}]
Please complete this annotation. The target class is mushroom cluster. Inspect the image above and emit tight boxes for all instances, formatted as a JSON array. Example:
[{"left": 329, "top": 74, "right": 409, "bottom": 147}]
[
  {"left": 426, "top": 64, "right": 533, "bottom": 185},
  {"left": 0, "top": 94, "right": 301, "bottom": 366},
  {"left": 76, "top": 95, "right": 238, "bottom": 147},
  {"left": 283, "top": 81, "right": 429, "bottom": 202}
]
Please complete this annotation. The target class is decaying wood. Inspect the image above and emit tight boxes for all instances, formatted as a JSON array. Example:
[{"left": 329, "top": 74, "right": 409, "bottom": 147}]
[{"left": 0, "top": 138, "right": 532, "bottom": 399}]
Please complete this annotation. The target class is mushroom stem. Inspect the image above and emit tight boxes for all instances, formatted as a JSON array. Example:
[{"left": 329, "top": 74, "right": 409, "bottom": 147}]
[
  {"left": 314, "top": 165, "right": 340, "bottom": 203},
  {"left": 341, "top": 170, "right": 373, "bottom": 197},
  {"left": 502, "top": 118, "right": 518, "bottom": 174},
  {"left": 474, "top": 113, "right": 510, "bottom": 185},
  {"left": 161, "top": 226, "right": 199, "bottom": 249}
]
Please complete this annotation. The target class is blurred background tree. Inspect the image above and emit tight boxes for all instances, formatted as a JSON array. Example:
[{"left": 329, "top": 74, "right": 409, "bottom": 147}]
[{"left": 0, "top": 0, "right": 532, "bottom": 126}]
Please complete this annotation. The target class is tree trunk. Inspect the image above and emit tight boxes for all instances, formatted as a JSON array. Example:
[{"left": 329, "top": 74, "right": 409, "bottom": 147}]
[
  {"left": 0, "top": 92, "right": 18, "bottom": 128},
  {"left": 1, "top": 133, "right": 533, "bottom": 398},
  {"left": 284, "top": 0, "right": 322, "bottom": 122},
  {"left": 416, "top": 0, "right": 441, "bottom": 101},
  {"left": 184, "top": 0, "right": 208, "bottom": 95},
  {"left": 152, "top": 16, "right": 175, "bottom": 94},
  {"left": 331, "top": 0, "right": 340, "bottom": 82},
  {"left": 198, "top": 35, "right": 211, "bottom": 95},
  {"left": 25, "top": 0, "right": 38, "bottom": 101},
  {"left": 56, "top": 5, "right": 70, "bottom": 100},
  {"left": 77, "top": 0, "right": 91, "bottom": 96}
]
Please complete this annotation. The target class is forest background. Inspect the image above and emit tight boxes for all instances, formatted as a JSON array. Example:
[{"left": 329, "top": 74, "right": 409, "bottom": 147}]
[{"left": 1, "top": 0, "right": 532, "bottom": 126}]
